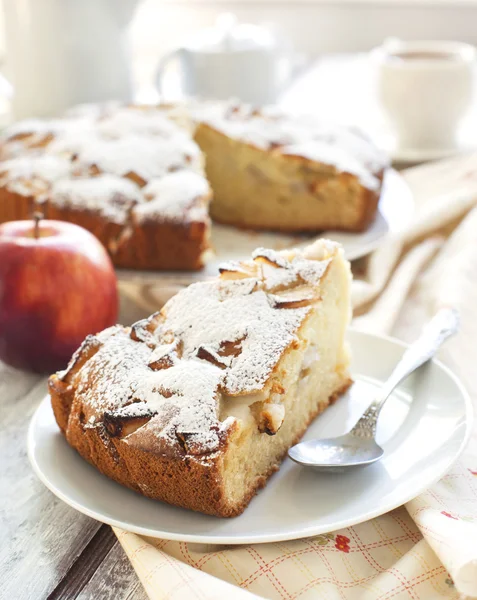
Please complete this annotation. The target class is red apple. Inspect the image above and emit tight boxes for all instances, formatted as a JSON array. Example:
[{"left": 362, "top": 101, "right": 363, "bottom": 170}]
[{"left": 0, "top": 218, "right": 118, "bottom": 373}]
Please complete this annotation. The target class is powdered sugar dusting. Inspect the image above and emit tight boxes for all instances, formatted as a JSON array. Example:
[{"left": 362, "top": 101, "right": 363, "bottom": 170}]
[
  {"left": 46, "top": 125, "right": 103, "bottom": 158},
  {"left": 69, "top": 311, "right": 226, "bottom": 456},
  {"left": 160, "top": 279, "right": 310, "bottom": 395},
  {"left": 2, "top": 117, "right": 87, "bottom": 142},
  {"left": 49, "top": 174, "right": 143, "bottom": 223},
  {"left": 135, "top": 359, "right": 225, "bottom": 451},
  {"left": 133, "top": 171, "right": 210, "bottom": 224},
  {"left": 97, "top": 107, "right": 184, "bottom": 139},
  {"left": 0, "top": 154, "right": 72, "bottom": 195},
  {"left": 0, "top": 154, "right": 72, "bottom": 180},
  {"left": 252, "top": 247, "right": 289, "bottom": 268},
  {"left": 74, "top": 134, "right": 202, "bottom": 182},
  {"left": 74, "top": 329, "right": 154, "bottom": 415}
]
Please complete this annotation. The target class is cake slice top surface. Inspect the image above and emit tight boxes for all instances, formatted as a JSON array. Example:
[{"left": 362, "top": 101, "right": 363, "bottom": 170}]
[{"left": 57, "top": 240, "right": 342, "bottom": 459}]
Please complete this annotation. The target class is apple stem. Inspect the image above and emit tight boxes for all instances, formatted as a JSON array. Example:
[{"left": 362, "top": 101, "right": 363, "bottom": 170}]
[{"left": 33, "top": 212, "right": 43, "bottom": 240}]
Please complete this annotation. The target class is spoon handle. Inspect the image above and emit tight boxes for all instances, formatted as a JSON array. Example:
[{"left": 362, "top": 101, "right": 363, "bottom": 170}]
[{"left": 351, "top": 307, "right": 459, "bottom": 438}]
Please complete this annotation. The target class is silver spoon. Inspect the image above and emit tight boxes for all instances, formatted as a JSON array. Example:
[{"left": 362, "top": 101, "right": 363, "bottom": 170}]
[{"left": 288, "top": 308, "right": 459, "bottom": 471}]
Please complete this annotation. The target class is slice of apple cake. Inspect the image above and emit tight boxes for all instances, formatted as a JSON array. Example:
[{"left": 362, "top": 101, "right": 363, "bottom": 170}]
[{"left": 49, "top": 239, "right": 352, "bottom": 517}]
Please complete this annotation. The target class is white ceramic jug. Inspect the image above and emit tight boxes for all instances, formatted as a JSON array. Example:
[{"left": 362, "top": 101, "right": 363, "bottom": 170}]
[
  {"left": 157, "top": 15, "right": 300, "bottom": 105},
  {"left": 2, "top": 0, "right": 139, "bottom": 119}
]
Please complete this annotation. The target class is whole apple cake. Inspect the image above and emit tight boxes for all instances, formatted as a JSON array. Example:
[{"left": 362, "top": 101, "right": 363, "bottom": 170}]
[
  {"left": 0, "top": 102, "right": 387, "bottom": 270},
  {"left": 49, "top": 239, "right": 352, "bottom": 517}
]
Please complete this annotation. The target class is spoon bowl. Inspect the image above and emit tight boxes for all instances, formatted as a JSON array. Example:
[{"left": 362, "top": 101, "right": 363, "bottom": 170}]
[{"left": 288, "top": 433, "right": 384, "bottom": 472}]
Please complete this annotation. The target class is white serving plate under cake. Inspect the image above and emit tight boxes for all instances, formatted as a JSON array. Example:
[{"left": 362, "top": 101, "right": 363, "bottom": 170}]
[
  {"left": 117, "top": 169, "right": 413, "bottom": 285},
  {"left": 28, "top": 328, "right": 471, "bottom": 545}
]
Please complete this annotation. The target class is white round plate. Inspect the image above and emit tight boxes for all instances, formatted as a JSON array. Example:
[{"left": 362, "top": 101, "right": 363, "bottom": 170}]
[
  {"left": 28, "top": 329, "right": 471, "bottom": 545},
  {"left": 117, "top": 169, "right": 413, "bottom": 285}
]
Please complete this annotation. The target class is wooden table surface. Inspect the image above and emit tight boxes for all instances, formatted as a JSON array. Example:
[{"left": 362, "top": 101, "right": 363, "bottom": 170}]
[{"left": 1, "top": 294, "right": 150, "bottom": 600}]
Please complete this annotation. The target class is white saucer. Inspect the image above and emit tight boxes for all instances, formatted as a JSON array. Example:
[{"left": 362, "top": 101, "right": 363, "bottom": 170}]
[
  {"left": 28, "top": 329, "right": 471, "bottom": 545},
  {"left": 385, "top": 135, "right": 477, "bottom": 165},
  {"left": 117, "top": 169, "right": 413, "bottom": 285}
]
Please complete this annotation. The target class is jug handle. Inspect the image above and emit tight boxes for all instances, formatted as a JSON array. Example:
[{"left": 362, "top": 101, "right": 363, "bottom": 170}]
[{"left": 156, "top": 48, "right": 185, "bottom": 100}]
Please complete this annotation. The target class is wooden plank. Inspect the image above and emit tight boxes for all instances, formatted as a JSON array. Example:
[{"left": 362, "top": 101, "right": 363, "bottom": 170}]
[
  {"left": 77, "top": 540, "right": 147, "bottom": 600},
  {"left": 0, "top": 370, "right": 102, "bottom": 600},
  {"left": 48, "top": 525, "right": 117, "bottom": 600}
]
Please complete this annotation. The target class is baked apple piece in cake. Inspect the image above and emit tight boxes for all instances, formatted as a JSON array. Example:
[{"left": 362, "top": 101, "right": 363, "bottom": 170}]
[{"left": 49, "top": 239, "right": 352, "bottom": 517}]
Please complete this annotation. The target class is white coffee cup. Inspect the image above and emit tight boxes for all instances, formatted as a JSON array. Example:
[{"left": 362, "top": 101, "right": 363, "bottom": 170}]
[
  {"left": 373, "top": 40, "right": 476, "bottom": 151},
  {"left": 156, "top": 15, "right": 299, "bottom": 104}
]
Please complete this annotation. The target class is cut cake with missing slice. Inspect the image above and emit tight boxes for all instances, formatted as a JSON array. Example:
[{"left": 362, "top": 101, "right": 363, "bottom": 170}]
[
  {"left": 193, "top": 102, "right": 388, "bottom": 233},
  {"left": 48, "top": 239, "right": 352, "bottom": 517}
]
